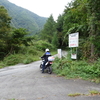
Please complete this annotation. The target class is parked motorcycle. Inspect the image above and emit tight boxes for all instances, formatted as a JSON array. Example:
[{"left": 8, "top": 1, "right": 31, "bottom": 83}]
[{"left": 40, "top": 56, "right": 54, "bottom": 74}]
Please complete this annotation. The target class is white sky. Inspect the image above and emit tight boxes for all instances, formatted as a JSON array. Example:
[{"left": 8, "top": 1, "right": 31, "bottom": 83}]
[{"left": 8, "top": 0, "right": 72, "bottom": 20}]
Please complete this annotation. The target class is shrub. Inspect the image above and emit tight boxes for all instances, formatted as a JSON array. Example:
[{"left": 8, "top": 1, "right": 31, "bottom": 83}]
[
  {"left": 23, "top": 57, "right": 33, "bottom": 64},
  {"left": 3, "top": 54, "right": 24, "bottom": 66},
  {"left": 35, "top": 40, "right": 54, "bottom": 51},
  {"left": 52, "top": 57, "right": 100, "bottom": 82},
  {"left": 19, "top": 46, "right": 38, "bottom": 55},
  {"left": 0, "top": 61, "right": 6, "bottom": 68}
]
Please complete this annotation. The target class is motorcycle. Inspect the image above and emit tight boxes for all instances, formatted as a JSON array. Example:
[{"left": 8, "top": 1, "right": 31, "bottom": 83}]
[{"left": 40, "top": 56, "right": 54, "bottom": 74}]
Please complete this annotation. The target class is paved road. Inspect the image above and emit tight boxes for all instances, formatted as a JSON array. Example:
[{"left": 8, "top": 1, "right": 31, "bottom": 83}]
[{"left": 0, "top": 60, "right": 100, "bottom": 100}]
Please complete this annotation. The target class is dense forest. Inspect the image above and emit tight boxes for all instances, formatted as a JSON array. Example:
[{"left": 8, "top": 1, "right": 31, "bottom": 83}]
[
  {"left": 0, "top": 0, "right": 47, "bottom": 34},
  {"left": 41, "top": 0, "right": 100, "bottom": 61},
  {"left": 0, "top": 0, "right": 100, "bottom": 82}
]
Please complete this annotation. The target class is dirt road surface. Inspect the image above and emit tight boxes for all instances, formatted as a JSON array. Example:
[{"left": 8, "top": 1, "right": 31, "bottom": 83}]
[{"left": 0, "top": 60, "right": 100, "bottom": 100}]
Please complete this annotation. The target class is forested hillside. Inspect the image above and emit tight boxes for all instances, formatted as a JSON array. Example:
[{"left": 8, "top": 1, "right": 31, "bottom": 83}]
[{"left": 0, "top": 0, "right": 47, "bottom": 35}]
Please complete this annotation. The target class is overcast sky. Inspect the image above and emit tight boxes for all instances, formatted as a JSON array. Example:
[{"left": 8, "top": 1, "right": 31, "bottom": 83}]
[{"left": 8, "top": 0, "right": 72, "bottom": 20}]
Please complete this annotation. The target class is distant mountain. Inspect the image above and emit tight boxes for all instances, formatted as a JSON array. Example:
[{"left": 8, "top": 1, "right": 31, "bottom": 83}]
[{"left": 0, "top": 0, "right": 47, "bottom": 35}]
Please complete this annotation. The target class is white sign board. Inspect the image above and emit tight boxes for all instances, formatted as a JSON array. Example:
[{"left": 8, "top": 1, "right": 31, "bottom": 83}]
[
  {"left": 71, "top": 53, "right": 77, "bottom": 59},
  {"left": 57, "top": 49, "right": 62, "bottom": 58},
  {"left": 69, "top": 32, "right": 79, "bottom": 47}
]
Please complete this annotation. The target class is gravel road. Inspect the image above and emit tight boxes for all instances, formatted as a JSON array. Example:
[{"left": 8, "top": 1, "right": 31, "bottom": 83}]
[{"left": 0, "top": 60, "right": 100, "bottom": 100}]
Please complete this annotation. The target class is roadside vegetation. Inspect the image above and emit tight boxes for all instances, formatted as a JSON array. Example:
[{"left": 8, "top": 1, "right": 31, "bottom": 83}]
[
  {"left": 52, "top": 51, "right": 100, "bottom": 83},
  {"left": 0, "top": 38, "right": 55, "bottom": 68},
  {"left": 68, "top": 90, "right": 100, "bottom": 97}
]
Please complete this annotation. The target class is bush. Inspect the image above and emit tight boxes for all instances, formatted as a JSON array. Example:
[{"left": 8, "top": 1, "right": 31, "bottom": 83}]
[
  {"left": 0, "top": 61, "right": 6, "bottom": 68},
  {"left": 35, "top": 40, "right": 54, "bottom": 51},
  {"left": 19, "top": 46, "right": 38, "bottom": 55},
  {"left": 3, "top": 54, "right": 24, "bottom": 66},
  {"left": 52, "top": 57, "right": 100, "bottom": 82},
  {"left": 23, "top": 57, "right": 33, "bottom": 64},
  {"left": 1, "top": 45, "right": 44, "bottom": 67}
]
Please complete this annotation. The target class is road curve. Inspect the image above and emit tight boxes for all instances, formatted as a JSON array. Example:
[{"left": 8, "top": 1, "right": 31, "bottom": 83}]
[{"left": 0, "top": 61, "right": 100, "bottom": 100}]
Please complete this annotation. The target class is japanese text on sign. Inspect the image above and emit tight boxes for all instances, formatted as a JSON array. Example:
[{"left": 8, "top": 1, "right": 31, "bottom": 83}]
[{"left": 69, "top": 32, "right": 79, "bottom": 47}]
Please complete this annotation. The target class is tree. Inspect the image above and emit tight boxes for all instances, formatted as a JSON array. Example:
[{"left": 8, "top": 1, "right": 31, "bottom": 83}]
[
  {"left": 87, "top": 0, "right": 100, "bottom": 60},
  {"left": 0, "top": 6, "right": 11, "bottom": 59},
  {"left": 62, "top": 0, "right": 91, "bottom": 59},
  {"left": 51, "top": 31, "right": 58, "bottom": 48},
  {"left": 40, "top": 15, "right": 56, "bottom": 43},
  {"left": 0, "top": 6, "right": 11, "bottom": 38},
  {"left": 56, "top": 14, "right": 65, "bottom": 48},
  {"left": 10, "top": 28, "right": 31, "bottom": 53}
]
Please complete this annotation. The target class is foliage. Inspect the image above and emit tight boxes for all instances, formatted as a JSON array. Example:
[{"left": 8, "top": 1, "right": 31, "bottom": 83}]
[
  {"left": 32, "top": 40, "right": 54, "bottom": 51},
  {"left": 0, "top": 6, "right": 55, "bottom": 67},
  {"left": 0, "top": 24, "right": 32, "bottom": 60},
  {"left": 3, "top": 54, "right": 24, "bottom": 66},
  {"left": 0, "top": 0, "right": 47, "bottom": 34},
  {"left": 9, "top": 98, "right": 15, "bottom": 100},
  {"left": 10, "top": 28, "right": 31, "bottom": 53},
  {"left": 89, "top": 90, "right": 100, "bottom": 95},
  {"left": 56, "top": 14, "right": 66, "bottom": 48},
  {"left": 68, "top": 90, "right": 100, "bottom": 97},
  {"left": 52, "top": 56, "right": 100, "bottom": 83},
  {"left": 0, "top": 6, "right": 11, "bottom": 59},
  {"left": 0, "top": 39, "right": 56, "bottom": 67},
  {"left": 86, "top": 0, "right": 100, "bottom": 60},
  {"left": 56, "top": 0, "right": 100, "bottom": 60},
  {"left": 40, "top": 15, "right": 56, "bottom": 43},
  {"left": 68, "top": 93, "right": 81, "bottom": 97},
  {"left": 0, "top": 61, "right": 6, "bottom": 69},
  {"left": 51, "top": 32, "right": 59, "bottom": 48},
  {"left": 2, "top": 46, "right": 42, "bottom": 66}
]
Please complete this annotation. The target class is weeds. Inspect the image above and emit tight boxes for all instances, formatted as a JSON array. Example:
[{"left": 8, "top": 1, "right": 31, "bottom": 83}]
[
  {"left": 52, "top": 57, "right": 100, "bottom": 83},
  {"left": 68, "top": 90, "right": 100, "bottom": 97},
  {"left": 89, "top": 90, "right": 100, "bottom": 95},
  {"left": 0, "top": 44, "right": 56, "bottom": 68},
  {"left": 68, "top": 93, "right": 81, "bottom": 97}
]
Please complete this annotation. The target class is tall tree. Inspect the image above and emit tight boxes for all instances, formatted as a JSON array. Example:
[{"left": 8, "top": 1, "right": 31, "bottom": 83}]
[
  {"left": 40, "top": 15, "right": 56, "bottom": 43},
  {"left": 56, "top": 14, "right": 65, "bottom": 48},
  {"left": 0, "top": 6, "right": 11, "bottom": 39},
  {"left": 8, "top": 28, "right": 32, "bottom": 53},
  {"left": 63, "top": 0, "right": 88, "bottom": 37},
  {"left": 0, "top": 6, "right": 11, "bottom": 59},
  {"left": 87, "top": 0, "right": 100, "bottom": 60}
]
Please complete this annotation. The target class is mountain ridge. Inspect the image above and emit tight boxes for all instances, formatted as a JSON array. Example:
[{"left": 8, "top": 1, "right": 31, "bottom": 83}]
[{"left": 0, "top": 0, "right": 47, "bottom": 35}]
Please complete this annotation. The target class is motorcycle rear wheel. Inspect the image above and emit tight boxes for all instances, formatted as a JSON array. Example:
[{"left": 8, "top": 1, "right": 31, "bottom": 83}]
[
  {"left": 48, "top": 66, "right": 52, "bottom": 74},
  {"left": 40, "top": 64, "right": 42, "bottom": 71}
]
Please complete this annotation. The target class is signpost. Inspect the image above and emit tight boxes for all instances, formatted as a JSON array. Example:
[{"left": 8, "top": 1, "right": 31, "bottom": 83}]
[
  {"left": 69, "top": 32, "right": 79, "bottom": 59},
  {"left": 69, "top": 32, "right": 79, "bottom": 48},
  {"left": 57, "top": 49, "right": 62, "bottom": 58}
]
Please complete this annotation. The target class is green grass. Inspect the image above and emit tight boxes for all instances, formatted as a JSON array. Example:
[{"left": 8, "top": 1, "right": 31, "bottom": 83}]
[
  {"left": 68, "top": 90, "right": 100, "bottom": 97},
  {"left": 68, "top": 93, "right": 81, "bottom": 97},
  {"left": 0, "top": 39, "right": 57, "bottom": 68},
  {"left": 52, "top": 56, "right": 100, "bottom": 83},
  {"left": 0, "top": 48, "right": 56, "bottom": 68}
]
